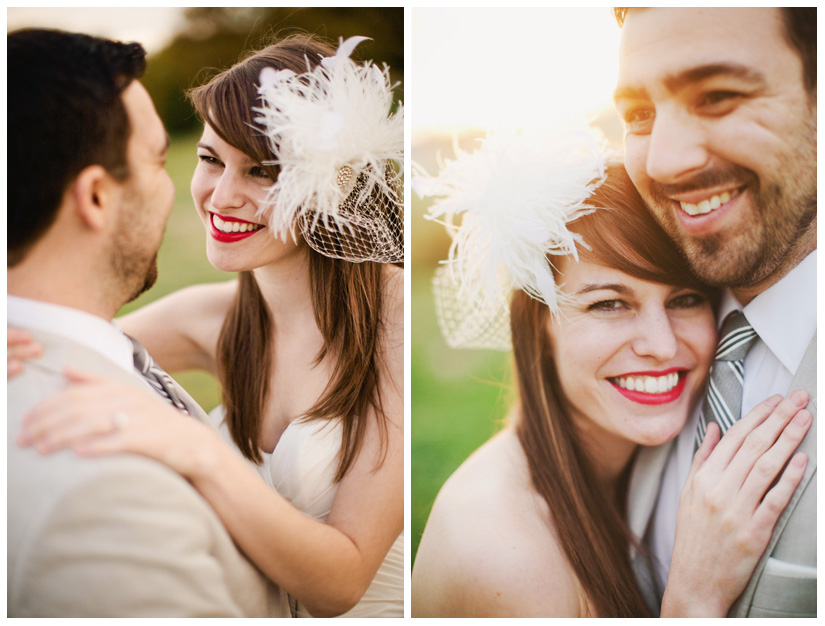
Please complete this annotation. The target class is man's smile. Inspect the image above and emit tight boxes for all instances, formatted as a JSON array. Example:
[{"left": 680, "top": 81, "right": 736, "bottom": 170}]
[{"left": 676, "top": 187, "right": 742, "bottom": 217}]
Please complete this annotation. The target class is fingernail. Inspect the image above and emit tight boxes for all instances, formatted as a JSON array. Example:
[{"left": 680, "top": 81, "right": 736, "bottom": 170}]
[
  {"left": 792, "top": 410, "right": 811, "bottom": 428},
  {"left": 790, "top": 389, "right": 809, "bottom": 407},
  {"left": 794, "top": 453, "right": 808, "bottom": 467}
]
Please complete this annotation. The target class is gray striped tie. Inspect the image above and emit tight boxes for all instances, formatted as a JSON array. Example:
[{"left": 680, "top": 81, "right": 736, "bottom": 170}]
[
  {"left": 696, "top": 310, "right": 758, "bottom": 446},
  {"left": 128, "top": 336, "right": 196, "bottom": 417}
]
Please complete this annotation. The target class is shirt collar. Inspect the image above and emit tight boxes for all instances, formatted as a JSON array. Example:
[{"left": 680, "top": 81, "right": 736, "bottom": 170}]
[
  {"left": 718, "top": 250, "right": 816, "bottom": 373},
  {"left": 7, "top": 295, "right": 135, "bottom": 374}
]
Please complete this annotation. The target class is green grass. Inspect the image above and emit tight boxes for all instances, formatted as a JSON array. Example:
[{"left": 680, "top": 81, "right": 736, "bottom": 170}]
[
  {"left": 410, "top": 231, "right": 514, "bottom": 567},
  {"left": 118, "top": 130, "right": 228, "bottom": 413}
]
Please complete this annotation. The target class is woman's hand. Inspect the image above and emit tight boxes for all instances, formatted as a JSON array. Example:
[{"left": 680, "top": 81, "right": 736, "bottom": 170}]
[
  {"left": 662, "top": 390, "right": 811, "bottom": 617},
  {"left": 18, "top": 368, "right": 219, "bottom": 479},
  {"left": 8, "top": 328, "right": 42, "bottom": 378}
]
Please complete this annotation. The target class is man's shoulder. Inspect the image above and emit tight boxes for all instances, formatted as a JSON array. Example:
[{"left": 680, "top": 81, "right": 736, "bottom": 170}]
[{"left": 7, "top": 339, "right": 280, "bottom": 617}]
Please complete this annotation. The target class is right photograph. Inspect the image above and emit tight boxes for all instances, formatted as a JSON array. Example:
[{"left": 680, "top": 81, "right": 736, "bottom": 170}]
[{"left": 410, "top": 7, "right": 816, "bottom": 619}]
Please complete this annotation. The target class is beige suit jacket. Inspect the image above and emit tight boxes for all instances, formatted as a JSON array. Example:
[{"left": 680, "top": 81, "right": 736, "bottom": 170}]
[
  {"left": 8, "top": 329, "right": 291, "bottom": 618},
  {"left": 629, "top": 333, "right": 816, "bottom": 618}
]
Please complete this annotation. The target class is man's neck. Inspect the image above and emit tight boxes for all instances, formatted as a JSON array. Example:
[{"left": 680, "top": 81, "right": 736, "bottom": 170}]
[{"left": 8, "top": 264, "right": 117, "bottom": 321}]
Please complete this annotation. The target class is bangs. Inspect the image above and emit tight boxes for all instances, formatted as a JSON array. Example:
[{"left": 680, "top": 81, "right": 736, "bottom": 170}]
[{"left": 565, "top": 163, "right": 707, "bottom": 293}]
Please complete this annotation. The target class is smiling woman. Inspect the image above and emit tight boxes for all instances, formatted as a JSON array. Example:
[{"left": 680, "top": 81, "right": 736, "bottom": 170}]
[{"left": 411, "top": 128, "right": 811, "bottom": 617}]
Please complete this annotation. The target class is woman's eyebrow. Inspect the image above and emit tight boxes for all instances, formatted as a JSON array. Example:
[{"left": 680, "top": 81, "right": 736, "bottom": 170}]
[{"left": 574, "top": 283, "right": 633, "bottom": 296}]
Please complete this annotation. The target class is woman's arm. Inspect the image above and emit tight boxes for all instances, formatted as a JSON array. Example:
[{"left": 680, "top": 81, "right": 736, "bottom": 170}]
[
  {"left": 117, "top": 280, "right": 236, "bottom": 375},
  {"left": 19, "top": 365, "right": 401, "bottom": 617},
  {"left": 18, "top": 270, "right": 403, "bottom": 617},
  {"left": 661, "top": 391, "right": 811, "bottom": 617}
]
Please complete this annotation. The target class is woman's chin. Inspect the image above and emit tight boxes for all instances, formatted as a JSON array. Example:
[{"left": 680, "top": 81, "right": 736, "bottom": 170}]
[{"left": 634, "top": 419, "right": 687, "bottom": 447}]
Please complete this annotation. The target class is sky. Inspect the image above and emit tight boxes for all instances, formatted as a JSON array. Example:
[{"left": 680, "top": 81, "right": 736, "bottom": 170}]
[
  {"left": 7, "top": 7, "right": 186, "bottom": 54},
  {"left": 411, "top": 8, "right": 623, "bottom": 135}
]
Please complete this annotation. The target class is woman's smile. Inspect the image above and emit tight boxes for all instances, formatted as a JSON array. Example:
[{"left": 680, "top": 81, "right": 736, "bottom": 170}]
[
  {"left": 607, "top": 368, "right": 688, "bottom": 406},
  {"left": 209, "top": 212, "right": 265, "bottom": 242}
]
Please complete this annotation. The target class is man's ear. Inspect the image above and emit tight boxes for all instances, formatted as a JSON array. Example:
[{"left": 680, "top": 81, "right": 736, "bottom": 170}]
[{"left": 70, "top": 165, "right": 122, "bottom": 231}]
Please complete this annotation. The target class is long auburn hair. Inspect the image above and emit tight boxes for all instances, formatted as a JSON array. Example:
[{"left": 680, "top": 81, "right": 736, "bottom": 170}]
[
  {"left": 188, "top": 34, "right": 389, "bottom": 480},
  {"left": 511, "top": 162, "right": 715, "bottom": 617}
]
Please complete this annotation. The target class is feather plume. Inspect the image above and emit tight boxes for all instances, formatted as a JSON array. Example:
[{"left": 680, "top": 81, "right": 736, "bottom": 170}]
[
  {"left": 253, "top": 36, "right": 404, "bottom": 241},
  {"left": 414, "top": 127, "right": 608, "bottom": 349}
]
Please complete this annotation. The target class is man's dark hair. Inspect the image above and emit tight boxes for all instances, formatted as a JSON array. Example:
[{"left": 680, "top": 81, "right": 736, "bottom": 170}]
[
  {"left": 8, "top": 29, "right": 147, "bottom": 266},
  {"left": 612, "top": 8, "right": 817, "bottom": 93}
]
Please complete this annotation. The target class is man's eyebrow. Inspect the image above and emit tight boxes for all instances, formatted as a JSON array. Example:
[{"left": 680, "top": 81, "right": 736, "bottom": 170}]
[
  {"left": 613, "top": 84, "right": 647, "bottom": 103},
  {"left": 613, "top": 63, "right": 767, "bottom": 103},
  {"left": 663, "top": 63, "right": 767, "bottom": 93}
]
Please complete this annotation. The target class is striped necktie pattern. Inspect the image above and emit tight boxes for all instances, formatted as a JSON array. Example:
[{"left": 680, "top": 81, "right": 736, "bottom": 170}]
[
  {"left": 128, "top": 336, "right": 194, "bottom": 416},
  {"left": 696, "top": 310, "right": 758, "bottom": 446}
]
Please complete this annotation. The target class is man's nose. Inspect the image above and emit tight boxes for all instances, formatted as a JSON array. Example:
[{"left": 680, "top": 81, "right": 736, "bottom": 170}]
[{"left": 645, "top": 107, "right": 709, "bottom": 185}]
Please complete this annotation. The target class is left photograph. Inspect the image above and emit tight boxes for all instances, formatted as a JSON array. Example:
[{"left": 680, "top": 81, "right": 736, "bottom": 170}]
[{"left": 8, "top": 7, "right": 403, "bottom": 618}]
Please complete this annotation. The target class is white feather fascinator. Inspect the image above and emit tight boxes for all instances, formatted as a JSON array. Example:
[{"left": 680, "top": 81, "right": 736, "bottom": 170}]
[
  {"left": 414, "top": 127, "right": 608, "bottom": 350},
  {"left": 253, "top": 36, "right": 403, "bottom": 263}
]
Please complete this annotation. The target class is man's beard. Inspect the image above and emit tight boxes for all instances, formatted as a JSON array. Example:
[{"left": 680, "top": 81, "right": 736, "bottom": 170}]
[
  {"left": 112, "top": 243, "right": 160, "bottom": 304},
  {"left": 644, "top": 139, "right": 816, "bottom": 289},
  {"left": 125, "top": 253, "right": 159, "bottom": 303},
  {"left": 110, "top": 200, "right": 163, "bottom": 305}
]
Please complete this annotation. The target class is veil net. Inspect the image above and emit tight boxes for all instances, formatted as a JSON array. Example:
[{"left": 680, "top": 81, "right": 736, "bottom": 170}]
[
  {"left": 299, "top": 163, "right": 403, "bottom": 264},
  {"left": 431, "top": 264, "right": 512, "bottom": 351}
]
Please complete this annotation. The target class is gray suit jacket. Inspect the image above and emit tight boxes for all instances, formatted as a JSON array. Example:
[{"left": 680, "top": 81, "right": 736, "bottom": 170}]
[
  {"left": 629, "top": 333, "right": 816, "bottom": 618},
  {"left": 8, "top": 328, "right": 291, "bottom": 618}
]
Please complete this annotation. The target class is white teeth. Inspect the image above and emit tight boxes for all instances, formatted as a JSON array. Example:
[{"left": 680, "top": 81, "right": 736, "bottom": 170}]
[
  {"left": 679, "top": 188, "right": 740, "bottom": 216},
  {"left": 612, "top": 372, "right": 681, "bottom": 395},
  {"left": 212, "top": 214, "right": 263, "bottom": 235}
]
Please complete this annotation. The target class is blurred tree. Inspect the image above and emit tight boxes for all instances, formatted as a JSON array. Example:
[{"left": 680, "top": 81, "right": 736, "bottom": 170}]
[{"left": 142, "top": 7, "right": 403, "bottom": 135}]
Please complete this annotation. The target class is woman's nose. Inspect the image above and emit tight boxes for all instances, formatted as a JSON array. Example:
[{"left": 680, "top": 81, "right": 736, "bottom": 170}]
[
  {"left": 211, "top": 170, "right": 245, "bottom": 210},
  {"left": 630, "top": 307, "right": 679, "bottom": 362}
]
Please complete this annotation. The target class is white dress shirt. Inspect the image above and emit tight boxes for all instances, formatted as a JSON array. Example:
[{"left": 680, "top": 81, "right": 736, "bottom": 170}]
[
  {"left": 8, "top": 295, "right": 139, "bottom": 378},
  {"left": 647, "top": 250, "right": 817, "bottom": 592}
]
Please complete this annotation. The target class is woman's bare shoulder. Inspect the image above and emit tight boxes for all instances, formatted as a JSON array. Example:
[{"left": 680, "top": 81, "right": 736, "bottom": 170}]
[
  {"left": 412, "top": 428, "right": 582, "bottom": 617},
  {"left": 118, "top": 280, "right": 237, "bottom": 373}
]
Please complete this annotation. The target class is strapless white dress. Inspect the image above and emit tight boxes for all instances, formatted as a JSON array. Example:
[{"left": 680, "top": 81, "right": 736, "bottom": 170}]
[{"left": 211, "top": 407, "right": 404, "bottom": 618}]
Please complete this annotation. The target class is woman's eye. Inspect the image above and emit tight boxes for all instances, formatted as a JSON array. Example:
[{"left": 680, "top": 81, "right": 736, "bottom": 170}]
[
  {"left": 588, "top": 299, "right": 627, "bottom": 313},
  {"left": 198, "top": 154, "right": 221, "bottom": 166},
  {"left": 668, "top": 292, "right": 707, "bottom": 309},
  {"left": 249, "top": 166, "right": 272, "bottom": 180}
]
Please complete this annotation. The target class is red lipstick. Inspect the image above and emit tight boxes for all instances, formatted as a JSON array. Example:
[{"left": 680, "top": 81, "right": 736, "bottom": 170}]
[
  {"left": 609, "top": 368, "right": 688, "bottom": 406},
  {"left": 209, "top": 213, "right": 264, "bottom": 243}
]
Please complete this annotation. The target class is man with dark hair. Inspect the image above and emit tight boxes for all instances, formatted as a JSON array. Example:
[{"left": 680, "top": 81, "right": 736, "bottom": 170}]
[
  {"left": 613, "top": 8, "right": 816, "bottom": 618},
  {"left": 7, "top": 29, "right": 289, "bottom": 617}
]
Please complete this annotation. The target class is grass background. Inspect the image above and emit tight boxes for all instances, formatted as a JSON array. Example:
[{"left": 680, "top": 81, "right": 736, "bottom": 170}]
[{"left": 410, "top": 132, "right": 517, "bottom": 564}]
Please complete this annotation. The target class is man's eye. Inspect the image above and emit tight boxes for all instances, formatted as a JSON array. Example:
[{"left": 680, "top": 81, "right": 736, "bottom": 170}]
[
  {"left": 621, "top": 107, "right": 655, "bottom": 133},
  {"left": 698, "top": 91, "right": 743, "bottom": 111}
]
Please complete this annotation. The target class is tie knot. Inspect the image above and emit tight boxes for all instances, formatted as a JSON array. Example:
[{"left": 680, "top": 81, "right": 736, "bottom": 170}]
[{"left": 715, "top": 310, "right": 757, "bottom": 361}]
